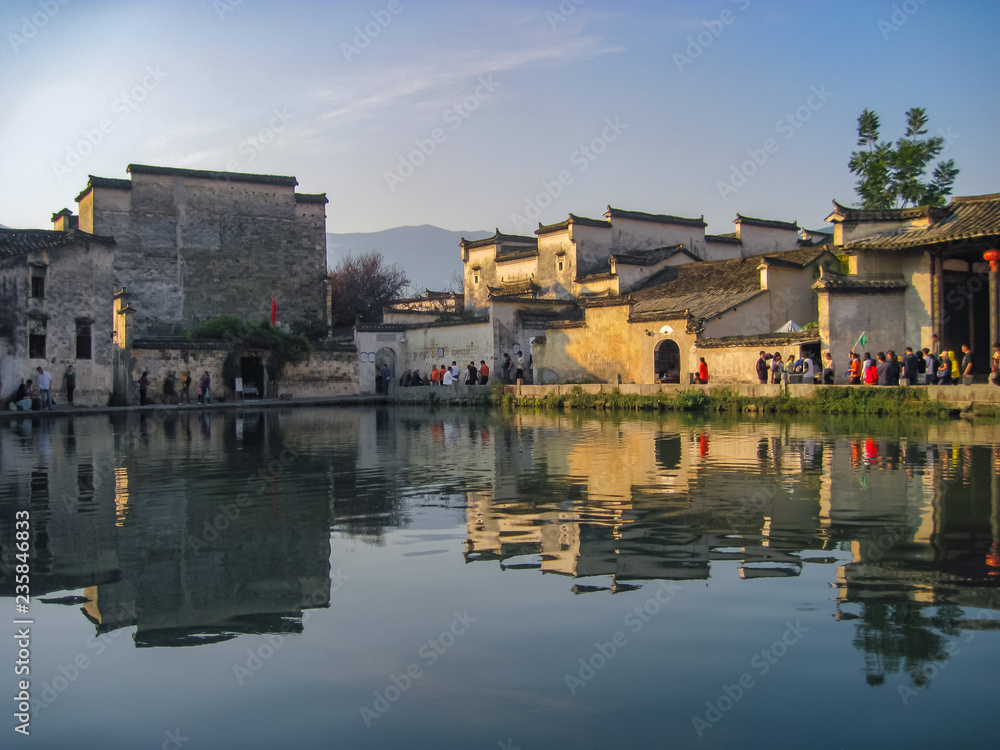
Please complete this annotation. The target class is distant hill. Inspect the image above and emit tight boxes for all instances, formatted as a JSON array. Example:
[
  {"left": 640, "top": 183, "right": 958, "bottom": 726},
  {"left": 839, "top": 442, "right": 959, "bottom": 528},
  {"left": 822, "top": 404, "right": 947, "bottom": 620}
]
[{"left": 327, "top": 225, "right": 491, "bottom": 295}]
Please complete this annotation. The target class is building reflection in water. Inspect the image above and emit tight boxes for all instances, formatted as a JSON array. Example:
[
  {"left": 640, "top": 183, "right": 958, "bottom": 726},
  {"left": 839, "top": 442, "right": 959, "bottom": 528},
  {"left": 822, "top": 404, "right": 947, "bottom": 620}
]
[{"left": 1, "top": 408, "right": 998, "bottom": 689}]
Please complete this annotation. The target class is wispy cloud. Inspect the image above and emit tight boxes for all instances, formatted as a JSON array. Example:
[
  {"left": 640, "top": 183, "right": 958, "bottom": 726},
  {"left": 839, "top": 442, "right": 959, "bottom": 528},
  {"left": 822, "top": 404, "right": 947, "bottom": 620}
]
[{"left": 304, "top": 35, "right": 620, "bottom": 131}]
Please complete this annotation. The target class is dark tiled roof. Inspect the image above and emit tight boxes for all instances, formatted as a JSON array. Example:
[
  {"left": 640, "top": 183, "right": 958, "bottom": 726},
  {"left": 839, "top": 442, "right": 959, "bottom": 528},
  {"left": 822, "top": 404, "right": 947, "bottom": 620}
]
[
  {"left": 577, "top": 271, "right": 616, "bottom": 282},
  {"left": 496, "top": 247, "right": 540, "bottom": 263},
  {"left": 840, "top": 193, "right": 1000, "bottom": 251},
  {"left": 294, "top": 193, "right": 328, "bottom": 204},
  {"left": 811, "top": 271, "right": 907, "bottom": 291},
  {"left": 630, "top": 246, "right": 831, "bottom": 322},
  {"left": 488, "top": 278, "right": 538, "bottom": 298},
  {"left": 75, "top": 175, "right": 132, "bottom": 202},
  {"left": 462, "top": 230, "right": 537, "bottom": 250},
  {"left": 127, "top": 163, "right": 299, "bottom": 187},
  {"left": 825, "top": 200, "right": 948, "bottom": 224},
  {"left": 735, "top": 213, "right": 799, "bottom": 231},
  {"left": 0, "top": 228, "right": 115, "bottom": 259},
  {"left": 605, "top": 207, "right": 706, "bottom": 228},
  {"left": 705, "top": 233, "right": 741, "bottom": 245},
  {"left": 698, "top": 329, "right": 818, "bottom": 348},
  {"left": 535, "top": 213, "right": 612, "bottom": 235},
  {"left": 611, "top": 244, "right": 695, "bottom": 266}
]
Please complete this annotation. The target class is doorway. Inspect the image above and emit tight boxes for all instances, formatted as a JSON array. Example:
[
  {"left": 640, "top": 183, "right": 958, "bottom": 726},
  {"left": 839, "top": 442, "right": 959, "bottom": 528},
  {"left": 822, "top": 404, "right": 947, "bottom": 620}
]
[{"left": 654, "top": 340, "right": 681, "bottom": 383}]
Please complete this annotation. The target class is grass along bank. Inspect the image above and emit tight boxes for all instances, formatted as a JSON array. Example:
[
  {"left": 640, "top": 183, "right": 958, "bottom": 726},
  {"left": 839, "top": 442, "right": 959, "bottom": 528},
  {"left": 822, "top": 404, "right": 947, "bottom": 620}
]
[{"left": 492, "top": 383, "right": 1000, "bottom": 418}]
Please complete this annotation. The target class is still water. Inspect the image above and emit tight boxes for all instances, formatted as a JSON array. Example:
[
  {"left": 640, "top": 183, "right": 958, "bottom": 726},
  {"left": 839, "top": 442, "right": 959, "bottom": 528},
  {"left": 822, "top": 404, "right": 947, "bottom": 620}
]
[{"left": 1, "top": 407, "right": 999, "bottom": 749}]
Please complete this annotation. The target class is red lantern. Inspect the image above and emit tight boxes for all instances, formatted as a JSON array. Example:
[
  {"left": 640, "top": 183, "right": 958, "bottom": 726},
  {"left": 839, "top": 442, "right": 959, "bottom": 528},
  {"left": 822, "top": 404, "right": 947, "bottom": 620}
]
[{"left": 986, "top": 249, "right": 1000, "bottom": 272}]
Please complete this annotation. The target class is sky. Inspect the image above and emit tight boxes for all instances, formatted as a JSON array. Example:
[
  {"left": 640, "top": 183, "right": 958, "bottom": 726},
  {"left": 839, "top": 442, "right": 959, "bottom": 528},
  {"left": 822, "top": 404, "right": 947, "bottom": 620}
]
[{"left": 2, "top": 0, "right": 999, "bottom": 242}]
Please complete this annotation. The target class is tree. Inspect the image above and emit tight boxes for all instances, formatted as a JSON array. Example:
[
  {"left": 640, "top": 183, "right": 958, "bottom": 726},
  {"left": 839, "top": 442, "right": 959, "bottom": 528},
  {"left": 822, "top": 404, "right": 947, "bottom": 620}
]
[
  {"left": 848, "top": 107, "right": 959, "bottom": 209},
  {"left": 328, "top": 251, "right": 410, "bottom": 325},
  {"left": 188, "top": 316, "right": 313, "bottom": 391}
]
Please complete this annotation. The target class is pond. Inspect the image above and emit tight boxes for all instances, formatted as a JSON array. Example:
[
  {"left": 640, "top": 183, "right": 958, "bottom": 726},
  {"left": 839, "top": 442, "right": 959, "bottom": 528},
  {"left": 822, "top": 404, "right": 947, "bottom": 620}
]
[{"left": 1, "top": 407, "right": 999, "bottom": 749}]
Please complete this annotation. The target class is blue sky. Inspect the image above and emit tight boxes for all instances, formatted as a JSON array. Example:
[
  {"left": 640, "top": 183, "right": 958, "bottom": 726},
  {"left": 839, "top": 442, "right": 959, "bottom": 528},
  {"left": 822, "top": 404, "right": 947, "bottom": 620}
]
[{"left": 2, "top": 0, "right": 998, "bottom": 238}]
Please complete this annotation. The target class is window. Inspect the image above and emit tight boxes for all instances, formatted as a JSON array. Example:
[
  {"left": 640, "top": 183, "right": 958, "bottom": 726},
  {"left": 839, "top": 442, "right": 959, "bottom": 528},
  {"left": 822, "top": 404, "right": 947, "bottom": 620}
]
[
  {"left": 76, "top": 321, "right": 92, "bottom": 359},
  {"left": 557, "top": 258, "right": 565, "bottom": 272},
  {"left": 473, "top": 272, "right": 480, "bottom": 284},
  {"left": 31, "top": 276, "right": 45, "bottom": 298},
  {"left": 29, "top": 334, "right": 46, "bottom": 359},
  {"left": 28, "top": 316, "right": 46, "bottom": 359}
]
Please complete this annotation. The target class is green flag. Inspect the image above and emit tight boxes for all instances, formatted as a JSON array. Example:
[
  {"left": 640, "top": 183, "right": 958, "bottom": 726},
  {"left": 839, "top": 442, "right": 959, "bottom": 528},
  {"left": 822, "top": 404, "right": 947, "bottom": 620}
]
[{"left": 858, "top": 332, "right": 868, "bottom": 347}]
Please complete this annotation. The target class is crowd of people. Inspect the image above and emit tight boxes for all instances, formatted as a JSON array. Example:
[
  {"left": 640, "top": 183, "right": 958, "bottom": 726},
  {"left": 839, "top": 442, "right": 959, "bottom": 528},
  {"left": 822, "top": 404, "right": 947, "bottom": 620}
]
[
  {"left": 755, "top": 339, "right": 1000, "bottom": 387},
  {"left": 6, "top": 367, "right": 213, "bottom": 411},
  {"left": 7, "top": 366, "right": 60, "bottom": 411},
  {"left": 388, "top": 352, "right": 529, "bottom": 391}
]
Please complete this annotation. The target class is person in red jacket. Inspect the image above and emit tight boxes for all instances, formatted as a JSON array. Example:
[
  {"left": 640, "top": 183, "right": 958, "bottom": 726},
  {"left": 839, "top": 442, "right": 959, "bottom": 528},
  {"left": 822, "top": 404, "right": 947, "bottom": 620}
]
[{"left": 697, "top": 357, "right": 709, "bottom": 384}]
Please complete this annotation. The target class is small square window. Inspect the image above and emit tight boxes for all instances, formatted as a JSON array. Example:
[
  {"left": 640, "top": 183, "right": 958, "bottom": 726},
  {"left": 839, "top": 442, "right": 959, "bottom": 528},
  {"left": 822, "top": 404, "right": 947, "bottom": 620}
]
[{"left": 31, "top": 276, "right": 45, "bottom": 299}]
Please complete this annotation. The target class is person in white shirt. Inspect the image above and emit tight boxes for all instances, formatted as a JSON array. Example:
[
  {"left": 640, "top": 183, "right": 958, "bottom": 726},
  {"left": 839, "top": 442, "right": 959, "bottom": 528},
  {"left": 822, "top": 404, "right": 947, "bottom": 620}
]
[
  {"left": 802, "top": 357, "right": 816, "bottom": 383},
  {"left": 36, "top": 366, "right": 53, "bottom": 410},
  {"left": 442, "top": 368, "right": 455, "bottom": 385}
]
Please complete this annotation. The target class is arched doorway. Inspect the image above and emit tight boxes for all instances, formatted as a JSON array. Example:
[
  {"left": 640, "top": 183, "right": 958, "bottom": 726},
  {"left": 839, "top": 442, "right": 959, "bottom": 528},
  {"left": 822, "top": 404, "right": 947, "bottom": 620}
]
[
  {"left": 654, "top": 340, "right": 680, "bottom": 383},
  {"left": 375, "top": 347, "right": 396, "bottom": 393}
]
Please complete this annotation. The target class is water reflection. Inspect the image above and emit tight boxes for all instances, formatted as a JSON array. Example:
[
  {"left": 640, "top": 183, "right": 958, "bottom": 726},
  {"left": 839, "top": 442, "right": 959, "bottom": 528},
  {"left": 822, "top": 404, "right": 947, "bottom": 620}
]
[{"left": 2, "top": 408, "right": 999, "bottom": 694}]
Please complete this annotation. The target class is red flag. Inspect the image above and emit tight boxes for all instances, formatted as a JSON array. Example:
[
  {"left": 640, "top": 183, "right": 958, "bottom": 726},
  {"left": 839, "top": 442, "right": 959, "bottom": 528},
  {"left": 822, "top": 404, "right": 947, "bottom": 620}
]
[{"left": 270, "top": 296, "right": 277, "bottom": 326}]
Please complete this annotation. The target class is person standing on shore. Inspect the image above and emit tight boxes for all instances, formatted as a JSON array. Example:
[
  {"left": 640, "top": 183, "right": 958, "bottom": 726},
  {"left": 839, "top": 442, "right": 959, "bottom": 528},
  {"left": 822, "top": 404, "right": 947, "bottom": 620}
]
[
  {"left": 770, "top": 353, "right": 783, "bottom": 384},
  {"left": 501, "top": 353, "right": 512, "bottom": 384},
  {"left": 756, "top": 351, "right": 769, "bottom": 384},
  {"left": 936, "top": 352, "right": 953, "bottom": 385},
  {"left": 823, "top": 352, "right": 835, "bottom": 384},
  {"left": 479, "top": 360, "right": 490, "bottom": 385},
  {"left": 902, "top": 347, "right": 919, "bottom": 385},
  {"left": 991, "top": 342, "right": 1000, "bottom": 386},
  {"left": 180, "top": 370, "right": 192, "bottom": 404},
  {"left": 961, "top": 345, "right": 974, "bottom": 385},
  {"left": 63, "top": 365, "right": 76, "bottom": 405},
  {"left": 36, "top": 366, "right": 53, "bottom": 410},
  {"left": 138, "top": 371, "right": 150, "bottom": 406},
  {"left": 515, "top": 353, "right": 525, "bottom": 382},
  {"left": 199, "top": 371, "right": 211, "bottom": 404},
  {"left": 922, "top": 348, "right": 937, "bottom": 385},
  {"left": 847, "top": 352, "right": 862, "bottom": 385},
  {"left": 697, "top": 357, "right": 709, "bottom": 384}
]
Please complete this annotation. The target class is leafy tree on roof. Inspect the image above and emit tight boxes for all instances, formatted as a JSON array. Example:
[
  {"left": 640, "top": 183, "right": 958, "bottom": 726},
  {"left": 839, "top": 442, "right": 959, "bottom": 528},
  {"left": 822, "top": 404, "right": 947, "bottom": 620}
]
[{"left": 848, "top": 107, "right": 959, "bottom": 209}]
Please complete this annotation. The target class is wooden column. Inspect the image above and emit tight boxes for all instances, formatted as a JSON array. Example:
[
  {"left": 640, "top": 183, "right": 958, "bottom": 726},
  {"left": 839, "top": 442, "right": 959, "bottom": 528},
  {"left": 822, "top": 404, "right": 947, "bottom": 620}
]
[
  {"left": 991, "top": 266, "right": 999, "bottom": 349},
  {"left": 931, "top": 254, "right": 944, "bottom": 343}
]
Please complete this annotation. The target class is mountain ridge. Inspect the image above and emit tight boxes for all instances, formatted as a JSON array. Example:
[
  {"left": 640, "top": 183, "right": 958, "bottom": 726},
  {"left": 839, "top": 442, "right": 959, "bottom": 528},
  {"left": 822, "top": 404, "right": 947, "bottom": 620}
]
[{"left": 327, "top": 224, "right": 491, "bottom": 294}]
